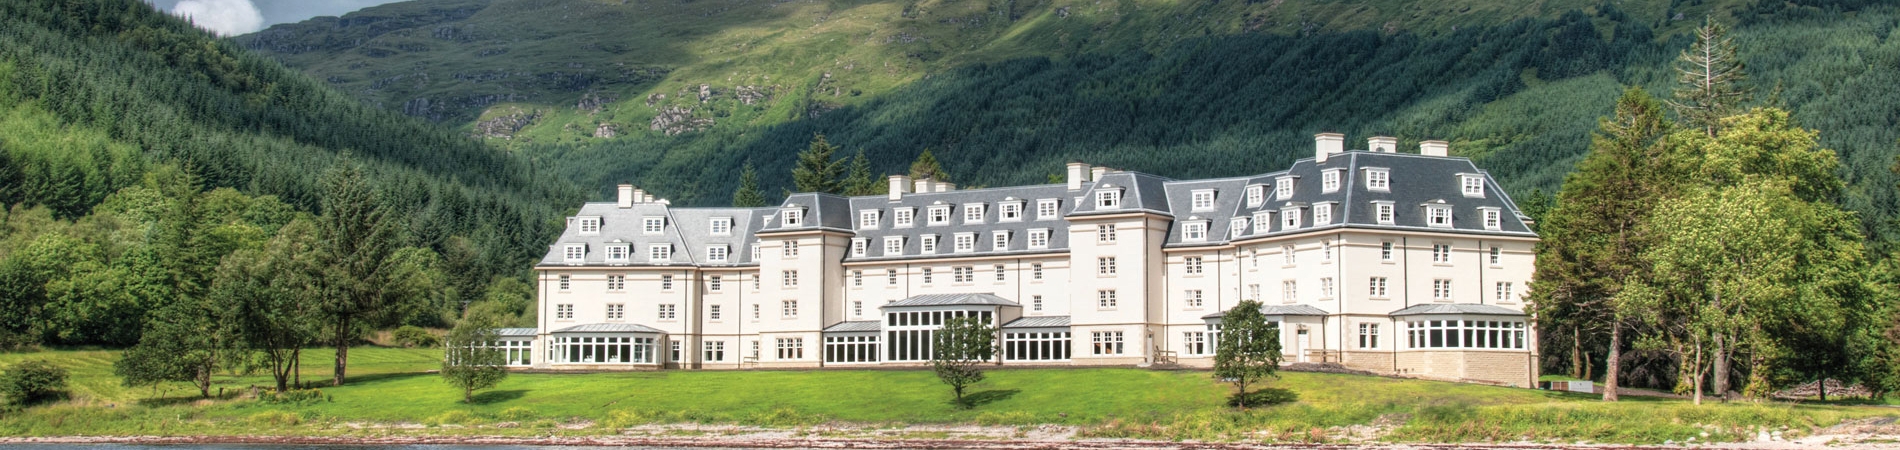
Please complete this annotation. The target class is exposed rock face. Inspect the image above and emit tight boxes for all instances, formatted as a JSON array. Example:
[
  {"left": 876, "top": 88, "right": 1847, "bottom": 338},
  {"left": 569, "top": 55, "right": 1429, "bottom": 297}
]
[
  {"left": 649, "top": 106, "right": 712, "bottom": 136},
  {"left": 577, "top": 92, "right": 616, "bottom": 114},
  {"left": 734, "top": 85, "right": 773, "bottom": 105},
  {"left": 646, "top": 93, "right": 666, "bottom": 107},
  {"left": 594, "top": 122, "right": 618, "bottom": 139},
  {"left": 472, "top": 109, "right": 541, "bottom": 139},
  {"left": 697, "top": 84, "right": 714, "bottom": 103}
]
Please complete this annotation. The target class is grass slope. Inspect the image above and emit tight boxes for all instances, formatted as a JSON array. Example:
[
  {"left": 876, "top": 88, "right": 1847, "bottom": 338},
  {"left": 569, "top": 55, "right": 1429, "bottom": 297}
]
[{"left": 1, "top": 347, "right": 1891, "bottom": 444}]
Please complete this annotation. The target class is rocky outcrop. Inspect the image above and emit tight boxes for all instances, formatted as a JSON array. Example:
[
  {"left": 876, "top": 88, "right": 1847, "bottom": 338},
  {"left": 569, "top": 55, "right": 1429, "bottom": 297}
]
[
  {"left": 649, "top": 106, "right": 712, "bottom": 136},
  {"left": 734, "top": 85, "right": 773, "bottom": 105},
  {"left": 697, "top": 84, "right": 715, "bottom": 103},
  {"left": 577, "top": 92, "right": 616, "bottom": 114},
  {"left": 471, "top": 109, "right": 541, "bottom": 139},
  {"left": 594, "top": 122, "right": 618, "bottom": 139},
  {"left": 645, "top": 93, "right": 666, "bottom": 107}
]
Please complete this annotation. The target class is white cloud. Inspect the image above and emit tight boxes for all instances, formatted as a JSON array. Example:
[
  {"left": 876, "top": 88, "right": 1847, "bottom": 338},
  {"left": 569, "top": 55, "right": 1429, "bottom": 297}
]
[{"left": 172, "top": 0, "right": 265, "bottom": 36}]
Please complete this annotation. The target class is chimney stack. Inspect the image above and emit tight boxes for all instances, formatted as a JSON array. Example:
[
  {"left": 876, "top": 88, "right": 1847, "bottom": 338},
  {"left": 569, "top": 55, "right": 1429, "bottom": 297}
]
[
  {"left": 1420, "top": 140, "right": 1449, "bottom": 157},
  {"left": 915, "top": 178, "right": 935, "bottom": 194},
  {"left": 1368, "top": 136, "right": 1397, "bottom": 153},
  {"left": 888, "top": 175, "right": 911, "bottom": 200},
  {"left": 617, "top": 184, "right": 635, "bottom": 208},
  {"left": 1315, "top": 133, "right": 1345, "bottom": 162},
  {"left": 1090, "top": 166, "right": 1109, "bottom": 180},
  {"left": 936, "top": 181, "right": 954, "bottom": 192},
  {"left": 1066, "top": 162, "right": 1091, "bottom": 191}
]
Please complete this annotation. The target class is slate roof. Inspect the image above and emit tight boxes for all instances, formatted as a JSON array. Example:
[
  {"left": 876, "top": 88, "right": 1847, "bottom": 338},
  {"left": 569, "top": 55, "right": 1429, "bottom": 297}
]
[
  {"left": 550, "top": 323, "right": 666, "bottom": 333},
  {"left": 1002, "top": 315, "right": 1071, "bottom": 328},
  {"left": 823, "top": 320, "right": 882, "bottom": 333},
  {"left": 884, "top": 293, "right": 1021, "bottom": 308},
  {"left": 537, "top": 202, "right": 772, "bottom": 267},
  {"left": 1388, "top": 303, "right": 1527, "bottom": 316},
  {"left": 843, "top": 183, "right": 1076, "bottom": 261},
  {"left": 494, "top": 328, "right": 538, "bottom": 337},
  {"left": 1201, "top": 304, "right": 1332, "bottom": 319}
]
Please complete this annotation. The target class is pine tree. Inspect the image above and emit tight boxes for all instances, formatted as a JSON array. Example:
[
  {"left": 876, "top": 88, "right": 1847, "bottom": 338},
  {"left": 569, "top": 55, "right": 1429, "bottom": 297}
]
[
  {"left": 1670, "top": 18, "right": 1750, "bottom": 138},
  {"left": 732, "top": 162, "right": 767, "bottom": 207},
  {"left": 908, "top": 149, "right": 951, "bottom": 182},
  {"left": 842, "top": 149, "right": 883, "bottom": 197},
  {"left": 792, "top": 134, "right": 845, "bottom": 194}
]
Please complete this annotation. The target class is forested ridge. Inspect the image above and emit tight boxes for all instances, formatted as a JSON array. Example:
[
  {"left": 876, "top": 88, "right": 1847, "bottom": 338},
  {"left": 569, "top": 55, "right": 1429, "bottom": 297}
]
[{"left": 0, "top": 0, "right": 572, "bottom": 352}]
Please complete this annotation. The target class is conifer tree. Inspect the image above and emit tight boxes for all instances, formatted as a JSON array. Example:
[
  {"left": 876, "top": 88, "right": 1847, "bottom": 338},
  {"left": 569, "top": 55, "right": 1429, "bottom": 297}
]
[
  {"left": 908, "top": 149, "right": 951, "bottom": 182},
  {"left": 1670, "top": 18, "right": 1750, "bottom": 138},
  {"left": 842, "top": 149, "right": 883, "bottom": 197},
  {"left": 732, "top": 162, "right": 767, "bottom": 207},
  {"left": 792, "top": 134, "right": 844, "bottom": 194}
]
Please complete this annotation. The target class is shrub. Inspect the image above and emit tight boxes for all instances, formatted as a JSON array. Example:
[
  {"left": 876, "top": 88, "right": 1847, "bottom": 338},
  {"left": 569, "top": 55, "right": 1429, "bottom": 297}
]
[
  {"left": 497, "top": 406, "right": 539, "bottom": 421},
  {"left": 393, "top": 326, "right": 439, "bottom": 348},
  {"left": 262, "top": 389, "right": 328, "bottom": 405},
  {"left": 249, "top": 410, "right": 301, "bottom": 427},
  {"left": 0, "top": 360, "right": 68, "bottom": 406}
]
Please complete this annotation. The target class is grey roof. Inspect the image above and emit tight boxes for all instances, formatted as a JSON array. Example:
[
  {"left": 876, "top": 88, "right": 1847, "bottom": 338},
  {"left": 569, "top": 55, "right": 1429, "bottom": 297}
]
[
  {"left": 1227, "top": 151, "right": 1537, "bottom": 241},
  {"left": 884, "top": 293, "right": 1021, "bottom": 308},
  {"left": 1201, "top": 304, "right": 1332, "bottom": 319},
  {"left": 537, "top": 201, "right": 773, "bottom": 267},
  {"left": 823, "top": 320, "right": 882, "bottom": 333},
  {"left": 550, "top": 323, "right": 665, "bottom": 333},
  {"left": 1160, "top": 176, "right": 1254, "bottom": 246},
  {"left": 760, "top": 193, "right": 854, "bottom": 234},
  {"left": 1070, "top": 171, "right": 1175, "bottom": 217},
  {"left": 1389, "top": 303, "right": 1527, "bottom": 316},
  {"left": 843, "top": 183, "right": 1077, "bottom": 261},
  {"left": 1002, "top": 315, "right": 1071, "bottom": 328},
  {"left": 494, "top": 328, "right": 538, "bottom": 337}
]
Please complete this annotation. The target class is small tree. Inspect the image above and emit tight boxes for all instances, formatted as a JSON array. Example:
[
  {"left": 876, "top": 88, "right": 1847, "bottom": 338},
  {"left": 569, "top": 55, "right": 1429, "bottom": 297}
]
[
  {"left": 1214, "top": 300, "right": 1282, "bottom": 409},
  {"left": 115, "top": 300, "right": 232, "bottom": 398},
  {"left": 1, "top": 360, "right": 68, "bottom": 407},
  {"left": 442, "top": 303, "right": 509, "bottom": 403},
  {"left": 931, "top": 315, "right": 996, "bottom": 407},
  {"left": 908, "top": 149, "right": 951, "bottom": 182},
  {"left": 792, "top": 133, "right": 845, "bottom": 194},
  {"left": 732, "top": 162, "right": 768, "bottom": 207}
]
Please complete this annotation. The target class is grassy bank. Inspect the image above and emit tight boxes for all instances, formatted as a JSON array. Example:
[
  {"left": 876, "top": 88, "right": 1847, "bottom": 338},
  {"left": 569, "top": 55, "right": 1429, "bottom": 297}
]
[{"left": 0, "top": 347, "right": 1891, "bottom": 444}]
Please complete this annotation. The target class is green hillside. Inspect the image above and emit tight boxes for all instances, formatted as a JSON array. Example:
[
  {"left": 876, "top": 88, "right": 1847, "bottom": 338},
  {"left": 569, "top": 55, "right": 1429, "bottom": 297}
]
[{"left": 239, "top": 0, "right": 1900, "bottom": 239}]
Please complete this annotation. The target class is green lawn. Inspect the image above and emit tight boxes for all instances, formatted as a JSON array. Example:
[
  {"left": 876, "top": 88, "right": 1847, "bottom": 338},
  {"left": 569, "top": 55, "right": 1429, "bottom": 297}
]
[{"left": 0, "top": 347, "right": 1892, "bottom": 444}]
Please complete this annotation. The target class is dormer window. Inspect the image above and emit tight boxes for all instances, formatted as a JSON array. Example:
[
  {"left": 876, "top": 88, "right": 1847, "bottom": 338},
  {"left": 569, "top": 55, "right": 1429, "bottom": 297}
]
[
  {"left": 851, "top": 238, "right": 868, "bottom": 257},
  {"left": 1426, "top": 204, "right": 1453, "bottom": 228},
  {"left": 963, "top": 203, "right": 985, "bottom": 224},
  {"left": 1281, "top": 207, "right": 1302, "bottom": 230},
  {"left": 1373, "top": 201, "right": 1396, "bottom": 225},
  {"left": 1028, "top": 229, "right": 1050, "bottom": 249},
  {"left": 927, "top": 205, "right": 950, "bottom": 225},
  {"left": 707, "top": 245, "right": 729, "bottom": 263},
  {"left": 1252, "top": 211, "right": 1271, "bottom": 233},
  {"left": 710, "top": 217, "right": 732, "bottom": 235},
  {"left": 1245, "top": 185, "right": 1264, "bottom": 207},
  {"left": 751, "top": 243, "right": 761, "bottom": 260},
  {"left": 1322, "top": 170, "right": 1342, "bottom": 193},
  {"left": 1096, "top": 189, "right": 1122, "bottom": 209},
  {"left": 1190, "top": 190, "right": 1215, "bottom": 211},
  {"left": 883, "top": 237, "right": 904, "bottom": 255},
  {"left": 648, "top": 244, "right": 672, "bottom": 262},
  {"left": 1036, "top": 199, "right": 1059, "bottom": 219},
  {"left": 954, "top": 233, "right": 976, "bottom": 253},
  {"left": 921, "top": 234, "right": 938, "bottom": 254},
  {"left": 992, "top": 231, "right": 1010, "bottom": 250},
  {"left": 605, "top": 244, "right": 630, "bottom": 263},
  {"left": 1000, "top": 201, "right": 1023, "bottom": 221},
  {"left": 643, "top": 217, "right": 663, "bottom": 234},
  {"left": 1275, "top": 178, "right": 1295, "bottom": 200},
  {"left": 1481, "top": 207, "right": 1502, "bottom": 231},
  {"left": 859, "top": 210, "right": 879, "bottom": 229},
  {"left": 563, "top": 244, "right": 585, "bottom": 263},
  {"left": 1365, "top": 168, "right": 1390, "bottom": 191},
  {"left": 782, "top": 209, "right": 804, "bottom": 227},
  {"left": 578, "top": 217, "right": 601, "bottom": 235},
  {"left": 1230, "top": 218, "right": 1248, "bottom": 237},
  {"left": 1461, "top": 175, "right": 1485, "bottom": 197},
  {"left": 1313, "top": 202, "right": 1334, "bottom": 225},
  {"left": 1183, "top": 221, "right": 1208, "bottom": 242},
  {"left": 894, "top": 208, "right": 915, "bottom": 227}
]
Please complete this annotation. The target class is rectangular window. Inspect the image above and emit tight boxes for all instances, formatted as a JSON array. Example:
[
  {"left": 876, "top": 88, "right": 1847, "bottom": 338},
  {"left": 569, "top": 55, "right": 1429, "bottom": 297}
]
[
  {"left": 751, "top": 244, "right": 761, "bottom": 261},
  {"left": 1322, "top": 170, "right": 1341, "bottom": 193},
  {"left": 703, "top": 341, "right": 725, "bottom": 362},
  {"left": 1483, "top": 209, "right": 1502, "bottom": 231},
  {"left": 658, "top": 304, "right": 677, "bottom": 320},
  {"left": 1275, "top": 178, "right": 1294, "bottom": 200},
  {"left": 1382, "top": 241, "right": 1395, "bottom": 261},
  {"left": 1091, "top": 331, "right": 1124, "bottom": 355},
  {"left": 1281, "top": 207, "right": 1301, "bottom": 230},
  {"left": 994, "top": 264, "right": 1006, "bottom": 282},
  {"left": 1246, "top": 185, "right": 1264, "bottom": 206},
  {"left": 928, "top": 206, "right": 950, "bottom": 225},
  {"left": 1032, "top": 295, "right": 1044, "bottom": 312},
  {"left": 1462, "top": 175, "right": 1485, "bottom": 197},
  {"left": 782, "top": 210, "right": 803, "bottom": 227},
  {"left": 752, "top": 274, "right": 760, "bottom": 290},
  {"left": 921, "top": 235, "right": 938, "bottom": 254},
  {"left": 1183, "top": 331, "right": 1208, "bottom": 355},
  {"left": 1231, "top": 217, "right": 1249, "bottom": 237},
  {"left": 1282, "top": 244, "right": 1297, "bottom": 266},
  {"left": 1032, "top": 263, "right": 1044, "bottom": 280},
  {"left": 1314, "top": 204, "right": 1333, "bottom": 225},
  {"left": 1000, "top": 202, "right": 1023, "bottom": 221},
  {"left": 563, "top": 244, "right": 585, "bottom": 263},
  {"left": 1281, "top": 280, "right": 1297, "bottom": 303},
  {"left": 1496, "top": 282, "right": 1515, "bottom": 302},
  {"left": 1366, "top": 169, "right": 1390, "bottom": 191},
  {"left": 643, "top": 217, "right": 664, "bottom": 234},
  {"left": 556, "top": 304, "right": 574, "bottom": 320},
  {"left": 954, "top": 233, "right": 975, "bottom": 252},
  {"left": 1097, "top": 257, "right": 1117, "bottom": 276},
  {"left": 606, "top": 303, "right": 624, "bottom": 320},
  {"left": 578, "top": 217, "right": 601, "bottom": 234},
  {"left": 1183, "top": 222, "right": 1207, "bottom": 241},
  {"left": 1322, "top": 240, "right": 1334, "bottom": 261},
  {"left": 1096, "top": 190, "right": 1121, "bottom": 209},
  {"left": 783, "top": 241, "right": 799, "bottom": 258},
  {"left": 776, "top": 338, "right": 804, "bottom": 359},
  {"left": 1433, "top": 244, "right": 1451, "bottom": 264},
  {"left": 1433, "top": 279, "right": 1453, "bottom": 301},
  {"left": 1490, "top": 246, "right": 1503, "bottom": 265},
  {"left": 709, "top": 275, "right": 723, "bottom": 292},
  {"left": 1028, "top": 229, "right": 1050, "bottom": 249},
  {"left": 606, "top": 274, "right": 625, "bottom": 291},
  {"left": 709, "top": 304, "right": 722, "bottom": 320},
  {"left": 1369, "top": 277, "right": 1388, "bottom": 297},
  {"left": 954, "top": 266, "right": 974, "bottom": 283},
  {"left": 922, "top": 267, "right": 933, "bottom": 284},
  {"left": 1191, "top": 190, "right": 1215, "bottom": 210},
  {"left": 883, "top": 237, "right": 903, "bottom": 256},
  {"left": 707, "top": 246, "right": 729, "bottom": 262},
  {"left": 851, "top": 239, "right": 867, "bottom": 257},
  {"left": 1375, "top": 202, "right": 1395, "bottom": 225},
  {"left": 781, "top": 300, "right": 798, "bottom": 318},
  {"left": 605, "top": 245, "right": 629, "bottom": 262},
  {"left": 1358, "top": 323, "right": 1380, "bottom": 349},
  {"left": 887, "top": 269, "right": 898, "bottom": 285},
  {"left": 992, "top": 231, "right": 1010, "bottom": 250},
  {"left": 963, "top": 204, "right": 985, "bottom": 223},
  {"left": 894, "top": 208, "right": 914, "bottom": 227},
  {"left": 860, "top": 210, "right": 880, "bottom": 229},
  {"left": 1320, "top": 277, "right": 1335, "bottom": 298},
  {"left": 1097, "top": 224, "right": 1117, "bottom": 243},
  {"left": 650, "top": 244, "right": 672, "bottom": 262},
  {"left": 661, "top": 274, "right": 674, "bottom": 291},
  {"left": 753, "top": 304, "right": 761, "bottom": 319},
  {"left": 558, "top": 274, "right": 572, "bottom": 290},
  {"left": 852, "top": 301, "right": 863, "bottom": 318},
  {"left": 1427, "top": 206, "right": 1452, "bottom": 227},
  {"left": 1248, "top": 284, "right": 1260, "bottom": 301},
  {"left": 1185, "top": 289, "right": 1203, "bottom": 308},
  {"left": 852, "top": 270, "right": 863, "bottom": 287},
  {"left": 782, "top": 270, "right": 798, "bottom": 287},
  {"left": 1097, "top": 290, "right": 1118, "bottom": 309},
  {"left": 1253, "top": 211, "right": 1271, "bottom": 233},
  {"left": 1037, "top": 199, "right": 1059, "bottom": 219},
  {"left": 1184, "top": 256, "right": 1203, "bottom": 274},
  {"left": 710, "top": 217, "right": 732, "bottom": 235}
]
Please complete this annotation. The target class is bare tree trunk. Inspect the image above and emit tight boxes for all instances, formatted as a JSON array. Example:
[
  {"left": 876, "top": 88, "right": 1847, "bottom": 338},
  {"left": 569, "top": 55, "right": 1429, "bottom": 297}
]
[
  {"left": 1692, "top": 345, "right": 1705, "bottom": 405},
  {"left": 1713, "top": 333, "right": 1729, "bottom": 401},
  {"left": 291, "top": 348, "right": 301, "bottom": 388},
  {"left": 1604, "top": 320, "right": 1621, "bottom": 402},
  {"left": 334, "top": 315, "right": 351, "bottom": 387},
  {"left": 1572, "top": 326, "right": 1585, "bottom": 380}
]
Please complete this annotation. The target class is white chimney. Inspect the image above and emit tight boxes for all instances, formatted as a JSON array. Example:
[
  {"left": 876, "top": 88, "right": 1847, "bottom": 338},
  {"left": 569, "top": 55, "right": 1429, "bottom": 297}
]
[
  {"left": 1420, "top": 140, "right": 1449, "bottom": 157},
  {"left": 1369, "top": 136, "right": 1397, "bottom": 153},
  {"left": 644, "top": 194, "right": 655, "bottom": 203},
  {"left": 1091, "top": 166, "right": 1109, "bottom": 180},
  {"left": 888, "top": 175, "right": 911, "bottom": 200},
  {"left": 915, "top": 178, "right": 935, "bottom": 193},
  {"left": 1315, "top": 133, "right": 1345, "bottom": 162},
  {"left": 617, "top": 184, "right": 634, "bottom": 208},
  {"left": 936, "top": 181, "right": 954, "bottom": 192},
  {"left": 1066, "top": 162, "right": 1091, "bottom": 191}
]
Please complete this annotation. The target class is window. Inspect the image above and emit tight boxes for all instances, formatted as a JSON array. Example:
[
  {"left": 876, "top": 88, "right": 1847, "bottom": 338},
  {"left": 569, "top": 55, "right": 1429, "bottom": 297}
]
[
  {"left": 1031, "top": 263, "right": 1044, "bottom": 280},
  {"left": 1322, "top": 170, "right": 1341, "bottom": 193},
  {"left": 776, "top": 338, "right": 804, "bottom": 359},
  {"left": 1490, "top": 246, "right": 1503, "bottom": 265},
  {"left": 1000, "top": 202, "right": 1023, "bottom": 221},
  {"left": 605, "top": 244, "right": 629, "bottom": 263},
  {"left": 922, "top": 267, "right": 933, "bottom": 284},
  {"left": 650, "top": 244, "right": 672, "bottom": 262},
  {"left": 1097, "top": 224, "right": 1117, "bottom": 243},
  {"left": 752, "top": 304, "right": 760, "bottom": 319},
  {"left": 1037, "top": 199, "right": 1059, "bottom": 219},
  {"left": 1191, "top": 190, "right": 1215, "bottom": 210},
  {"left": 563, "top": 244, "right": 585, "bottom": 263},
  {"left": 884, "top": 237, "right": 903, "bottom": 256},
  {"left": 578, "top": 217, "right": 601, "bottom": 234},
  {"left": 709, "top": 275, "right": 723, "bottom": 292},
  {"left": 1358, "top": 323, "right": 1380, "bottom": 349},
  {"left": 1096, "top": 190, "right": 1122, "bottom": 209},
  {"left": 852, "top": 270, "right": 863, "bottom": 287},
  {"left": 1375, "top": 202, "right": 1395, "bottom": 225},
  {"left": 782, "top": 270, "right": 798, "bottom": 287},
  {"left": 1406, "top": 320, "right": 1526, "bottom": 349},
  {"left": 710, "top": 217, "right": 732, "bottom": 235},
  {"left": 752, "top": 274, "right": 760, "bottom": 290},
  {"left": 1281, "top": 206, "right": 1304, "bottom": 229},
  {"left": 954, "top": 233, "right": 975, "bottom": 253},
  {"left": 1253, "top": 211, "right": 1271, "bottom": 233},
  {"left": 782, "top": 209, "right": 803, "bottom": 227},
  {"left": 963, "top": 203, "right": 985, "bottom": 223},
  {"left": 1313, "top": 203, "right": 1333, "bottom": 225},
  {"left": 1184, "top": 256, "right": 1203, "bottom": 274},
  {"left": 1028, "top": 229, "right": 1050, "bottom": 249},
  {"left": 659, "top": 304, "right": 677, "bottom": 320},
  {"left": 1320, "top": 277, "right": 1335, "bottom": 298},
  {"left": 894, "top": 208, "right": 914, "bottom": 227},
  {"left": 887, "top": 269, "right": 898, "bottom": 285},
  {"left": 994, "top": 264, "right": 1006, "bottom": 282},
  {"left": 1183, "top": 222, "right": 1207, "bottom": 241},
  {"left": 707, "top": 246, "right": 729, "bottom": 263},
  {"left": 1462, "top": 175, "right": 1485, "bottom": 197},
  {"left": 1433, "top": 279, "right": 1453, "bottom": 301},
  {"left": 703, "top": 341, "right": 725, "bottom": 362},
  {"left": 1496, "top": 282, "right": 1515, "bottom": 302},
  {"left": 851, "top": 239, "right": 867, "bottom": 257},
  {"left": 1031, "top": 295, "right": 1044, "bottom": 312},
  {"left": 1183, "top": 331, "right": 1209, "bottom": 355},
  {"left": 1275, "top": 178, "right": 1294, "bottom": 199},
  {"left": 1097, "top": 257, "right": 1117, "bottom": 276},
  {"left": 1281, "top": 280, "right": 1298, "bottom": 303},
  {"left": 1092, "top": 331, "right": 1124, "bottom": 355},
  {"left": 556, "top": 304, "right": 574, "bottom": 320},
  {"left": 638, "top": 217, "right": 663, "bottom": 235},
  {"left": 1321, "top": 240, "right": 1334, "bottom": 262},
  {"left": 1382, "top": 241, "right": 1395, "bottom": 261},
  {"left": 1097, "top": 290, "right": 1118, "bottom": 309},
  {"left": 1365, "top": 168, "right": 1390, "bottom": 191},
  {"left": 782, "top": 241, "right": 799, "bottom": 258},
  {"left": 953, "top": 266, "right": 974, "bottom": 283},
  {"left": 1185, "top": 289, "right": 1204, "bottom": 308},
  {"left": 859, "top": 210, "right": 879, "bottom": 229},
  {"left": 781, "top": 300, "right": 798, "bottom": 318},
  {"left": 1248, "top": 284, "right": 1260, "bottom": 301},
  {"left": 927, "top": 206, "right": 950, "bottom": 225},
  {"left": 1230, "top": 218, "right": 1249, "bottom": 237},
  {"left": 1483, "top": 208, "right": 1502, "bottom": 231},
  {"left": 751, "top": 244, "right": 761, "bottom": 261},
  {"left": 920, "top": 235, "right": 938, "bottom": 254},
  {"left": 558, "top": 274, "right": 571, "bottom": 290},
  {"left": 661, "top": 274, "right": 674, "bottom": 291},
  {"left": 1432, "top": 244, "right": 1451, "bottom": 264},
  {"left": 1369, "top": 277, "right": 1388, "bottom": 297},
  {"left": 606, "top": 303, "right": 625, "bottom": 320},
  {"left": 709, "top": 304, "right": 722, "bottom": 320},
  {"left": 1427, "top": 205, "right": 1452, "bottom": 227},
  {"left": 606, "top": 274, "right": 625, "bottom": 291},
  {"left": 1282, "top": 244, "right": 1297, "bottom": 266},
  {"left": 992, "top": 231, "right": 1010, "bottom": 250},
  {"left": 852, "top": 301, "right": 863, "bottom": 318}
]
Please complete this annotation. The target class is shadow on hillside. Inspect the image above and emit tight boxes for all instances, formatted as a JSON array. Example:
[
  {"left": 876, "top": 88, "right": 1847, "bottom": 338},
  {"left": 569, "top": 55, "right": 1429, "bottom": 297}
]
[
  {"left": 956, "top": 388, "right": 1020, "bottom": 408},
  {"left": 471, "top": 389, "right": 528, "bottom": 404}
]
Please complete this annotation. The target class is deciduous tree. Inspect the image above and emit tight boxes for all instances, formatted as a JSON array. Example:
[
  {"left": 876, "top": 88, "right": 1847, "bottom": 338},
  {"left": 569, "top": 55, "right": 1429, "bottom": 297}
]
[
  {"left": 442, "top": 301, "right": 509, "bottom": 403},
  {"left": 930, "top": 315, "right": 996, "bottom": 407},
  {"left": 1214, "top": 300, "right": 1282, "bottom": 409}
]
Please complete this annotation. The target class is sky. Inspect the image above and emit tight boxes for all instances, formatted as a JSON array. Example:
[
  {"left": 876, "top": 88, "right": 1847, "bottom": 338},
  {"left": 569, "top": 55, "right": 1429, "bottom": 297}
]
[{"left": 145, "top": 0, "right": 408, "bottom": 36}]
